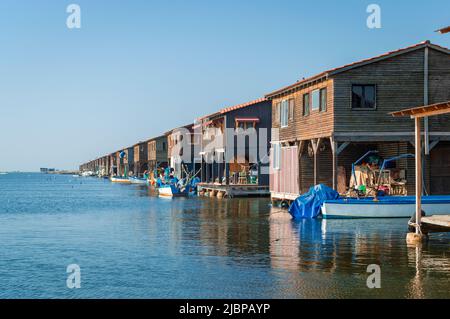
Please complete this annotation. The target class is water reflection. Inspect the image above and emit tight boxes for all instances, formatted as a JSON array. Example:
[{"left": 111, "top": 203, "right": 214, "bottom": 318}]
[
  {"left": 131, "top": 185, "right": 450, "bottom": 298},
  {"left": 165, "top": 198, "right": 271, "bottom": 264}
]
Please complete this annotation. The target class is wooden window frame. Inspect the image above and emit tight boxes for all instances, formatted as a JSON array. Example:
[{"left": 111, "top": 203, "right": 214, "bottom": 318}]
[
  {"left": 280, "top": 100, "right": 289, "bottom": 128},
  {"left": 303, "top": 93, "right": 310, "bottom": 116},
  {"left": 311, "top": 89, "right": 321, "bottom": 111},
  {"left": 275, "top": 102, "right": 281, "bottom": 125},
  {"left": 320, "top": 88, "right": 327, "bottom": 112},
  {"left": 351, "top": 84, "right": 377, "bottom": 110},
  {"left": 288, "top": 98, "right": 295, "bottom": 120}
]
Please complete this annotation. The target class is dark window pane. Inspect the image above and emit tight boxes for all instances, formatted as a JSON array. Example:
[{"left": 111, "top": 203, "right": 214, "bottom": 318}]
[
  {"left": 352, "top": 85, "right": 376, "bottom": 109},
  {"left": 364, "top": 85, "right": 376, "bottom": 108},
  {"left": 320, "top": 88, "right": 327, "bottom": 111},
  {"left": 352, "top": 85, "right": 363, "bottom": 108},
  {"left": 289, "top": 98, "right": 295, "bottom": 119},
  {"left": 303, "top": 94, "right": 310, "bottom": 116}
]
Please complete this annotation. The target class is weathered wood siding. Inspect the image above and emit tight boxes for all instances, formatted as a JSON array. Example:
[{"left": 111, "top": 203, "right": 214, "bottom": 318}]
[
  {"left": 224, "top": 100, "right": 272, "bottom": 186},
  {"left": 271, "top": 79, "right": 334, "bottom": 141},
  {"left": 430, "top": 142, "right": 450, "bottom": 194},
  {"left": 428, "top": 49, "right": 450, "bottom": 132},
  {"left": 333, "top": 48, "right": 428, "bottom": 133},
  {"left": 132, "top": 142, "right": 148, "bottom": 175},
  {"left": 147, "top": 136, "right": 168, "bottom": 163}
]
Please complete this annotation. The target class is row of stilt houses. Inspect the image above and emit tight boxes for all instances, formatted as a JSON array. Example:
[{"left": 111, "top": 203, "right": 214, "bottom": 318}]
[{"left": 80, "top": 41, "right": 450, "bottom": 199}]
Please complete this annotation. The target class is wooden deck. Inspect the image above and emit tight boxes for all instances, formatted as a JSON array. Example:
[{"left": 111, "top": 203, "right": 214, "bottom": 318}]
[
  {"left": 270, "top": 192, "right": 299, "bottom": 207},
  {"left": 197, "top": 183, "right": 270, "bottom": 198},
  {"left": 422, "top": 215, "right": 450, "bottom": 233}
]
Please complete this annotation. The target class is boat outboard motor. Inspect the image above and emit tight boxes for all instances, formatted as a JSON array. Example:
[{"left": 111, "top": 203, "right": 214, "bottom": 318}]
[{"left": 408, "top": 210, "right": 426, "bottom": 233}]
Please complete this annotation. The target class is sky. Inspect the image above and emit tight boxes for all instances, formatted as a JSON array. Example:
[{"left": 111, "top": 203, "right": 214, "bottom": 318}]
[{"left": 0, "top": 0, "right": 449, "bottom": 171}]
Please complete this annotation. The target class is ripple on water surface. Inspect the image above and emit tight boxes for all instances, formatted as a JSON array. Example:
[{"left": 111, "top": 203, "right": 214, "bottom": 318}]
[{"left": 0, "top": 173, "right": 449, "bottom": 298}]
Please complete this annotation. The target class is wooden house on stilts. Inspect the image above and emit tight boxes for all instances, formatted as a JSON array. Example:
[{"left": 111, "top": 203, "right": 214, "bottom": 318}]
[{"left": 267, "top": 41, "right": 450, "bottom": 203}]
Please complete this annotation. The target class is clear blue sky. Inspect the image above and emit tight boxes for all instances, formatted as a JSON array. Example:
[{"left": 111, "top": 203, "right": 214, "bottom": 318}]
[{"left": 0, "top": 0, "right": 448, "bottom": 171}]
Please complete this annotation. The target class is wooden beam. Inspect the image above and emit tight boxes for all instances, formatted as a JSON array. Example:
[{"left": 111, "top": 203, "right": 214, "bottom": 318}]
[
  {"left": 330, "top": 137, "right": 337, "bottom": 190},
  {"left": 296, "top": 140, "right": 304, "bottom": 192},
  {"left": 337, "top": 142, "right": 350, "bottom": 155},
  {"left": 311, "top": 138, "right": 322, "bottom": 186},
  {"left": 415, "top": 117, "right": 422, "bottom": 234},
  {"left": 429, "top": 140, "right": 440, "bottom": 152},
  {"left": 411, "top": 108, "right": 450, "bottom": 118}
]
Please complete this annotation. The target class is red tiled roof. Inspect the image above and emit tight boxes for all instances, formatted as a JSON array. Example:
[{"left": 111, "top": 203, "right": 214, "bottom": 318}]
[
  {"left": 196, "top": 97, "right": 268, "bottom": 122},
  {"left": 219, "top": 97, "right": 267, "bottom": 114},
  {"left": 265, "top": 41, "right": 450, "bottom": 98}
]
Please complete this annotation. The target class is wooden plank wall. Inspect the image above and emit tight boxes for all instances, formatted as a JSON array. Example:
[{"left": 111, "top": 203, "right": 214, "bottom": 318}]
[
  {"left": 428, "top": 49, "right": 450, "bottom": 132},
  {"left": 333, "top": 49, "right": 425, "bottom": 133},
  {"left": 430, "top": 141, "right": 450, "bottom": 194},
  {"left": 271, "top": 79, "right": 334, "bottom": 142},
  {"left": 299, "top": 143, "right": 314, "bottom": 194}
]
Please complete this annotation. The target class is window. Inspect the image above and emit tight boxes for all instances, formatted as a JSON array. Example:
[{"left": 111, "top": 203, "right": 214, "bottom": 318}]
[
  {"left": 272, "top": 143, "right": 281, "bottom": 170},
  {"left": 303, "top": 93, "right": 310, "bottom": 116},
  {"left": 236, "top": 121, "right": 255, "bottom": 130},
  {"left": 288, "top": 98, "right": 295, "bottom": 119},
  {"left": 352, "top": 85, "right": 376, "bottom": 109},
  {"left": 320, "top": 88, "right": 327, "bottom": 112},
  {"left": 311, "top": 89, "right": 320, "bottom": 111},
  {"left": 280, "top": 100, "right": 289, "bottom": 127},
  {"left": 275, "top": 102, "right": 281, "bottom": 124}
]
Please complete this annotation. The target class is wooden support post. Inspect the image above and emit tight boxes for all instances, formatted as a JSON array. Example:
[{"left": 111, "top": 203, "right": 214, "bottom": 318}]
[
  {"left": 225, "top": 161, "right": 230, "bottom": 185},
  {"left": 205, "top": 154, "right": 210, "bottom": 183},
  {"left": 211, "top": 154, "right": 215, "bottom": 183},
  {"left": 217, "top": 153, "right": 223, "bottom": 184},
  {"left": 311, "top": 138, "right": 321, "bottom": 186},
  {"left": 415, "top": 117, "right": 422, "bottom": 235},
  {"left": 297, "top": 140, "right": 304, "bottom": 192},
  {"left": 201, "top": 155, "right": 205, "bottom": 182},
  {"left": 330, "top": 137, "right": 337, "bottom": 191}
]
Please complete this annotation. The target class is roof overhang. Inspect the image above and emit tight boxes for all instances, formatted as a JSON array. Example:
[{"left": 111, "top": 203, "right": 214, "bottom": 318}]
[
  {"left": 390, "top": 101, "right": 450, "bottom": 118},
  {"left": 265, "top": 41, "right": 450, "bottom": 100}
]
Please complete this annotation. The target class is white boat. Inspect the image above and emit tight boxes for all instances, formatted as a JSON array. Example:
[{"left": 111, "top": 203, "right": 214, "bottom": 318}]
[
  {"left": 81, "top": 171, "right": 95, "bottom": 177},
  {"left": 128, "top": 177, "right": 148, "bottom": 184},
  {"left": 110, "top": 176, "right": 131, "bottom": 184},
  {"left": 158, "top": 184, "right": 188, "bottom": 198},
  {"left": 0, "top": 172, "right": 7, "bottom": 175},
  {"left": 321, "top": 196, "right": 450, "bottom": 219}
]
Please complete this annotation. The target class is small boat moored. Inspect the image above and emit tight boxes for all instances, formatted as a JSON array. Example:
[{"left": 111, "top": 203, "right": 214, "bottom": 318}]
[
  {"left": 128, "top": 177, "right": 148, "bottom": 184},
  {"left": 110, "top": 176, "right": 132, "bottom": 184},
  {"left": 158, "top": 184, "right": 188, "bottom": 198},
  {"left": 321, "top": 196, "right": 450, "bottom": 219}
]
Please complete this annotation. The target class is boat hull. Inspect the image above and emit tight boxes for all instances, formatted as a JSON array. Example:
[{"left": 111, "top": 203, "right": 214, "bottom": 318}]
[
  {"left": 128, "top": 177, "right": 148, "bottom": 184},
  {"left": 322, "top": 196, "right": 450, "bottom": 219},
  {"left": 110, "top": 177, "right": 131, "bottom": 184},
  {"left": 158, "top": 185, "right": 188, "bottom": 198}
]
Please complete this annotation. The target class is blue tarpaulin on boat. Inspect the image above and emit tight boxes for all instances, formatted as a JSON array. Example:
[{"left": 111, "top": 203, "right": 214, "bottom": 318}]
[
  {"left": 289, "top": 184, "right": 339, "bottom": 219},
  {"left": 190, "top": 177, "right": 200, "bottom": 188}
]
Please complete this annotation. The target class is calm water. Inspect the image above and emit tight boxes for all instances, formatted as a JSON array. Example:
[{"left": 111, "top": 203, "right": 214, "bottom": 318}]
[{"left": 0, "top": 173, "right": 449, "bottom": 299}]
